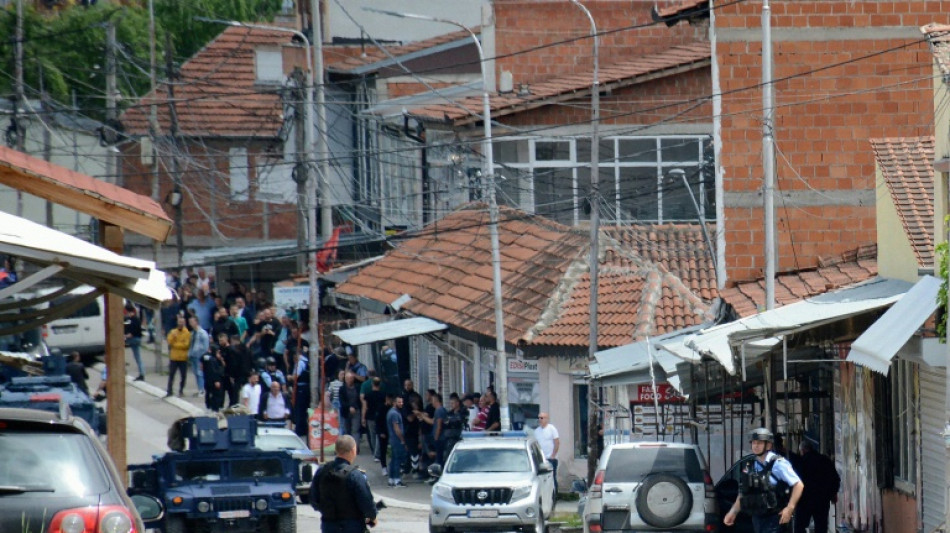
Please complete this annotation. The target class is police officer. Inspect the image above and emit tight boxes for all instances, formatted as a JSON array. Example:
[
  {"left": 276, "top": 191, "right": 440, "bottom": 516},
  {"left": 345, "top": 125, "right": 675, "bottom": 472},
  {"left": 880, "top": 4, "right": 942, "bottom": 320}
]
[
  {"left": 311, "top": 435, "right": 378, "bottom": 533},
  {"left": 724, "top": 428, "right": 804, "bottom": 533}
]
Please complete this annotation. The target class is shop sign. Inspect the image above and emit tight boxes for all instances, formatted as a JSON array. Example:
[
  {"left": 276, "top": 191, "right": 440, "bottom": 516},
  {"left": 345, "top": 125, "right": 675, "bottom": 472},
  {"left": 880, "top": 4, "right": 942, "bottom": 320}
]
[
  {"left": 633, "top": 383, "right": 685, "bottom": 404},
  {"left": 508, "top": 358, "right": 539, "bottom": 373}
]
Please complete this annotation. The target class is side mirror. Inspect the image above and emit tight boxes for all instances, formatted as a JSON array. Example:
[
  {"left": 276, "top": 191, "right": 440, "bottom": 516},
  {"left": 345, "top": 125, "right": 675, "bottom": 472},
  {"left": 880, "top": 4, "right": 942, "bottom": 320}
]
[
  {"left": 571, "top": 479, "right": 588, "bottom": 493},
  {"left": 538, "top": 462, "right": 553, "bottom": 474},
  {"left": 130, "top": 494, "right": 164, "bottom": 521},
  {"left": 428, "top": 463, "right": 443, "bottom": 478}
]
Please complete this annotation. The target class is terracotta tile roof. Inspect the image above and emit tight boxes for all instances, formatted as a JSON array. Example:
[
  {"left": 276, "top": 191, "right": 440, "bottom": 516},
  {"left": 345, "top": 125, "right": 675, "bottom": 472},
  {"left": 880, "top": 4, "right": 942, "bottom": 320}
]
[
  {"left": 336, "top": 209, "right": 715, "bottom": 348},
  {"left": 653, "top": 0, "right": 709, "bottom": 21},
  {"left": 122, "top": 26, "right": 290, "bottom": 138},
  {"left": 326, "top": 27, "right": 477, "bottom": 73},
  {"left": 402, "top": 42, "right": 711, "bottom": 125},
  {"left": 0, "top": 145, "right": 171, "bottom": 239},
  {"left": 922, "top": 23, "right": 950, "bottom": 80},
  {"left": 869, "top": 136, "right": 935, "bottom": 268},
  {"left": 719, "top": 245, "right": 879, "bottom": 318}
]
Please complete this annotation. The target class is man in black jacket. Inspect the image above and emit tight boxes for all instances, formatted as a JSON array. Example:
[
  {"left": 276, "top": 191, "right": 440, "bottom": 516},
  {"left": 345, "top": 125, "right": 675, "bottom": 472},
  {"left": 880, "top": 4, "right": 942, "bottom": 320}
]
[
  {"left": 310, "top": 435, "right": 378, "bottom": 533},
  {"left": 792, "top": 439, "right": 839, "bottom": 533}
]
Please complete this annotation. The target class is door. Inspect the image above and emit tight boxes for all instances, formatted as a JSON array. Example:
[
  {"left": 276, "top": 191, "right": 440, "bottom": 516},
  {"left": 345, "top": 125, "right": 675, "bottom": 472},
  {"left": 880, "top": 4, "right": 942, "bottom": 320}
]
[
  {"left": 715, "top": 455, "right": 755, "bottom": 533},
  {"left": 532, "top": 442, "right": 555, "bottom": 515}
]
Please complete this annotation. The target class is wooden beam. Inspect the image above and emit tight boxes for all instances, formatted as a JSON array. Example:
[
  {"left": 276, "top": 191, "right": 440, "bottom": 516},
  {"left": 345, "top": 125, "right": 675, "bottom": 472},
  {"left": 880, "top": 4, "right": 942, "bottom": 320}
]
[{"left": 102, "top": 222, "right": 128, "bottom": 485}]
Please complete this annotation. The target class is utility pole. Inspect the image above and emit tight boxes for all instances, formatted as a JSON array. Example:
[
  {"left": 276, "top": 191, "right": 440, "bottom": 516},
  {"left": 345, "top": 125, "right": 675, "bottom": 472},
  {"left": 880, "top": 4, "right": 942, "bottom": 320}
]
[
  {"left": 13, "top": 0, "right": 24, "bottom": 216},
  {"left": 165, "top": 33, "right": 184, "bottom": 269},
  {"left": 312, "top": 0, "right": 332, "bottom": 240},
  {"left": 762, "top": 0, "right": 776, "bottom": 310},
  {"left": 292, "top": 69, "right": 309, "bottom": 275},
  {"left": 148, "top": 0, "right": 164, "bottom": 373},
  {"left": 105, "top": 23, "right": 117, "bottom": 185}
]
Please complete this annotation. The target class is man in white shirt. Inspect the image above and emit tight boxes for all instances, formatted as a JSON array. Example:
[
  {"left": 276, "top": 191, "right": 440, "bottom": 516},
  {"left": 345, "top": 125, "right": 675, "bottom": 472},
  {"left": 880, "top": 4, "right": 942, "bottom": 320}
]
[
  {"left": 240, "top": 371, "right": 262, "bottom": 416},
  {"left": 534, "top": 412, "right": 560, "bottom": 494},
  {"left": 262, "top": 380, "right": 290, "bottom": 422}
]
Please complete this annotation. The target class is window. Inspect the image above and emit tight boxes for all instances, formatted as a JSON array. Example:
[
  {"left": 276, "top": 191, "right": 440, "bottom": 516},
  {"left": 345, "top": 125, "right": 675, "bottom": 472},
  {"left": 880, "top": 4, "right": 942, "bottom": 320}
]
[
  {"left": 254, "top": 48, "right": 284, "bottom": 84},
  {"left": 889, "top": 360, "right": 917, "bottom": 492},
  {"left": 493, "top": 135, "right": 713, "bottom": 225},
  {"left": 573, "top": 383, "right": 589, "bottom": 459},
  {"left": 229, "top": 147, "right": 249, "bottom": 202}
]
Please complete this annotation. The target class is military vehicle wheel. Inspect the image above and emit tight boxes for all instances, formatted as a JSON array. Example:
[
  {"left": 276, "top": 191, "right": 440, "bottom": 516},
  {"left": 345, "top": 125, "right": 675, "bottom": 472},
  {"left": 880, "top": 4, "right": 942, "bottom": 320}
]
[
  {"left": 275, "top": 507, "right": 296, "bottom": 533},
  {"left": 165, "top": 515, "right": 186, "bottom": 533}
]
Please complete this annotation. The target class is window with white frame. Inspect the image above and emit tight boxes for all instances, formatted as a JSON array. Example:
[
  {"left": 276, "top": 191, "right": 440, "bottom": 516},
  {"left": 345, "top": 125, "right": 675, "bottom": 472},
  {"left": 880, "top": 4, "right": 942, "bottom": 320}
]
[
  {"left": 493, "top": 135, "right": 713, "bottom": 225},
  {"left": 228, "top": 147, "right": 249, "bottom": 202}
]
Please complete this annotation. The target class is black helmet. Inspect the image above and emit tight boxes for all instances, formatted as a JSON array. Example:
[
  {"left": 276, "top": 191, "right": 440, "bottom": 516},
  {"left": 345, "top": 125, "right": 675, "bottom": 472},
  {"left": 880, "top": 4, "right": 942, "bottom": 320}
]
[
  {"left": 749, "top": 428, "right": 773, "bottom": 442},
  {"left": 255, "top": 357, "right": 266, "bottom": 369},
  {"left": 266, "top": 356, "right": 277, "bottom": 365}
]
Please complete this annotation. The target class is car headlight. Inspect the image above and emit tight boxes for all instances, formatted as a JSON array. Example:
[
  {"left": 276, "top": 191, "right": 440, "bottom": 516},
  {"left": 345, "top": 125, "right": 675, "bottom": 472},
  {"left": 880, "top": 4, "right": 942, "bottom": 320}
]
[
  {"left": 433, "top": 484, "right": 454, "bottom": 501},
  {"left": 511, "top": 485, "right": 533, "bottom": 501}
]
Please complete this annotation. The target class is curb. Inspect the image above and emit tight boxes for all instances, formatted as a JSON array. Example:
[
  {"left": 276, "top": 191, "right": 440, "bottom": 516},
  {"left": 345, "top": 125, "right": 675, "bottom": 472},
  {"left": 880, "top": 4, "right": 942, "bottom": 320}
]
[{"left": 377, "top": 496, "right": 430, "bottom": 512}]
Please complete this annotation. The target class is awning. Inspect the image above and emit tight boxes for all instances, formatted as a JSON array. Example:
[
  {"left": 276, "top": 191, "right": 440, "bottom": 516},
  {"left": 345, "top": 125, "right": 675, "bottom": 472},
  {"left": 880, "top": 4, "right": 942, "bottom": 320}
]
[
  {"left": 0, "top": 210, "right": 170, "bottom": 307},
  {"left": 591, "top": 326, "right": 706, "bottom": 393},
  {"left": 676, "top": 277, "right": 912, "bottom": 375},
  {"left": 847, "top": 275, "right": 940, "bottom": 375},
  {"left": 332, "top": 317, "right": 447, "bottom": 346}
]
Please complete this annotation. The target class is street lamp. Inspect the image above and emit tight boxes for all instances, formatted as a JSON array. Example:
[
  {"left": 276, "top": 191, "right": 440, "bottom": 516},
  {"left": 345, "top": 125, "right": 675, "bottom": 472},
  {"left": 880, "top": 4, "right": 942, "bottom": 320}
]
[{"left": 365, "top": 8, "right": 511, "bottom": 431}]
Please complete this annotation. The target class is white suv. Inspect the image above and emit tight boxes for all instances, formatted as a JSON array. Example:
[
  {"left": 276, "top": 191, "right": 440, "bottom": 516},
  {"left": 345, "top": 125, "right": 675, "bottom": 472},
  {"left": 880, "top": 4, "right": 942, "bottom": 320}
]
[
  {"left": 583, "top": 441, "right": 718, "bottom": 533},
  {"left": 428, "top": 431, "right": 556, "bottom": 533}
]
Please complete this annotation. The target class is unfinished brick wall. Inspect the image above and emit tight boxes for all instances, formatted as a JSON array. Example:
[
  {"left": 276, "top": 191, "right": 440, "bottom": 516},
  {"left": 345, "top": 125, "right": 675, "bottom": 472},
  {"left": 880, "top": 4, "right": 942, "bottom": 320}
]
[
  {"left": 716, "top": 0, "right": 941, "bottom": 283},
  {"left": 493, "top": 0, "right": 707, "bottom": 86}
]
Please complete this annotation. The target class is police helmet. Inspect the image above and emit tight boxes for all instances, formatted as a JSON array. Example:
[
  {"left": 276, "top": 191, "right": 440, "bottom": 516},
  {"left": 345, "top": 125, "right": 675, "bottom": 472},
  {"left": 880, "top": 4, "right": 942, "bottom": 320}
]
[
  {"left": 749, "top": 428, "right": 773, "bottom": 442},
  {"left": 266, "top": 356, "right": 277, "bottom": 365},
  {"left": 255, "top": 357, "right": 266, "bottom": 369}
]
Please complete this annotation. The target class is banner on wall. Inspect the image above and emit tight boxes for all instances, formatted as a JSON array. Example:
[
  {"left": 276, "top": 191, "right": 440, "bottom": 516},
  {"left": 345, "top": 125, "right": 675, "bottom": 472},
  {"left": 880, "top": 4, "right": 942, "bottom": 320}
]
[{"left": 308, "top": 408, "right": 340, "bottom": 456}]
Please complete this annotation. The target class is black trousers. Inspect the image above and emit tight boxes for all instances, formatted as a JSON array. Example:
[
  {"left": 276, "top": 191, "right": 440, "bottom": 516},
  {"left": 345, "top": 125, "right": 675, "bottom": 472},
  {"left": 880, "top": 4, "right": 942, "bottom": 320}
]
[
  {"left": 166, "top": 360, "right": 188, "bottom": 394},
  {"left": 793, "top": 499, "right": 830, "bottom": 533}
]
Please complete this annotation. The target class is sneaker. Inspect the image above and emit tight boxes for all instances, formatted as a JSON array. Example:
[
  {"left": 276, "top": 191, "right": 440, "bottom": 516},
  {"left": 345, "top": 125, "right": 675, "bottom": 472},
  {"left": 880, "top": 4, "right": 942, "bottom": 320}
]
[
  {"left": 382, "top": 467, "right": 388, "bottom": 476},
  {"left": 164, "top": 392, "right": 173, "bottom": 398},
  {"left": 392, "top": 481, "right": 407, "bottom": 488},
  {"left": 373, "top": 457, "right": 380, "bottom": 463},
  {"left": 134, "top": 375, "right": 145, "bottom": 382},
  {"left": 178, "top": 392, "right": 185, "bottom": 398}
]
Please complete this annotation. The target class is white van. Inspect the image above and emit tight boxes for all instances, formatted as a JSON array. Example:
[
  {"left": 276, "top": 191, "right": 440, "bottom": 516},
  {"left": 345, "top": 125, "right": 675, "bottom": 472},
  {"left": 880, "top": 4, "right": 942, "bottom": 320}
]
[{"left": 40, "top": 287, "right": 106, "bottom": 356}]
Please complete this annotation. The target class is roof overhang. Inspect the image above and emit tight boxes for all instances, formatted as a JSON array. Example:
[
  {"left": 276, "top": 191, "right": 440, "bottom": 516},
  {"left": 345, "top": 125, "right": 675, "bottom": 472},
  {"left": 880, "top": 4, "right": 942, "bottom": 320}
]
[
  {"left": 672, "top": 277, "right": 912, "bottom": 375},
  {"left": 0, "top": 146, "right": 172, "bottom": 241},
  {"left": 332, "top": 316, "right": 447, "bottom": 346},
  {"left": 0, "top": 210, "right": 170, "bottom": 308},
  {"left": 846, "top": 275, "right": 940, "bottom": 375},
  {"left": 591, "top": 325, "right": 706, "bottom": 393}
]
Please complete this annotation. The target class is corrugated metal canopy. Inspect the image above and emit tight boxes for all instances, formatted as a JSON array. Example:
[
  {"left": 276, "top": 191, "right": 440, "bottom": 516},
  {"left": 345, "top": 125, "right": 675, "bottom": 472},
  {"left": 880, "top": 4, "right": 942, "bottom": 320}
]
[
  {"left": 847, "top": 275, "right": 940, "bottom": 375},
  {"left": 0, "top": 210, "right": 169, "bottom": 308},
  {"left": 675, "top": 277, "right": 912, "bottom": 375},
  {"left": 333, "top": 317, "right": 447, "bottom": 346},
  {"left": 591, "top": 326, "right": 705, "bottom": 393}
]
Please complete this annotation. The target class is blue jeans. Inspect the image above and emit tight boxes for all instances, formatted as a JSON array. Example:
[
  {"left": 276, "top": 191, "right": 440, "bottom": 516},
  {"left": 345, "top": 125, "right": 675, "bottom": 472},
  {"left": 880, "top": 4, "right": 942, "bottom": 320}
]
[
  {"left": 752, "top": 513, "right": 783, "bottom": 533},
  {"left": 389, "top": 440, "right": 407, "bottom": 481},
  {"left": 549, "top": 458, "right": 559, "bottom": 494},
  {"left": 188, "top": 355, "right": 204, "bottom": 390},
  {"left": 127, "top": 337, "right": 144, "bottom": 377}
]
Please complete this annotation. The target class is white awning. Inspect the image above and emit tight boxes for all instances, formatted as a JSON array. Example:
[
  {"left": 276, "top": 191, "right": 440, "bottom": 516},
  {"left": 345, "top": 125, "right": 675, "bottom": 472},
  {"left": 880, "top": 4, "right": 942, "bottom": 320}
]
[
  {"left": 847, "top": 275, "right": 940, "bottom": 375},
  {"left": 0, "top": 210, "right": 170, "bottom": 307},
  {"left": 676, "top": 277, "right": 912, "bottom": 375},
  {"left": 333, "top": 317, "right": 447, "bottom": 346},
  {"left": 591, "top": 326, "right": 706, "bottom": 393}
]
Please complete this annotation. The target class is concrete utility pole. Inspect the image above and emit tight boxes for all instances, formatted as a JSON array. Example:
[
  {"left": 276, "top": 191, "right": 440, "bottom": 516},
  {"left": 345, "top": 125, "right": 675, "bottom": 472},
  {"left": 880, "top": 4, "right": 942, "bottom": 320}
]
[
  {"left": 367, "top": 7, "right": 510, "bottom": 430},
  {"left": 164, "top": 33, "right": 184, "bottom": 269},
  {"left": 292, "top": 68, "right": 309, "bottom": 275},
  {"left": 148, "top": 0, "right": 164, "bottom": 374},
  {"left": 312, "top": 0, "right": 333, "bottom": 241},
  {"left": 567, "top": 0, "right": 602, "bottom": 482},
  {"left": 762, "top": 0, "right": 776, "bottom": 310},
  {"left": 106, "top": 23, "right": 117, "bottom": 185},
  {"left": 14, "top": 0, "right": 24, "bottom": 216}
]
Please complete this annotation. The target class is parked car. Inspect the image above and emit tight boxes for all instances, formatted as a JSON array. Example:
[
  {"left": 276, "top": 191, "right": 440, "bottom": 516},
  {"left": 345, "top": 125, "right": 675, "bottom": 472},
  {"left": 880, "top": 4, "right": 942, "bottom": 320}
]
[
  {"left": 713, "top": 454, "right": 756, "bottom": 533},
  {"left": 256, "top": 423, "right": 319, "bottom": 502},
  {"left": 428, "top": 431, "right": 556, "bottom": 533},
  {"left": 0, "top": 407, "right": 150, "bottom": 533},
  {"left": 40, "top": 286, "right": 106, "bottom": 359},
  {"left": 582, "top": 441, "right": 718, "bottom": 533}
]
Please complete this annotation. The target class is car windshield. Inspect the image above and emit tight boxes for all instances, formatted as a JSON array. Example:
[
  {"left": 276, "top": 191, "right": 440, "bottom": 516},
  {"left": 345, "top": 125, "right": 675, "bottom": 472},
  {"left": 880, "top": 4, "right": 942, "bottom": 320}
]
[
  {"left": 0, "top": 432, "right": 109, "bottom": 495},
  {"left": 446, "top": 448, "right": 531, "bottom": 473},
  {"left": 257, "top": 434, "right": 307, "bottom": 451},
  {"left": 604, "top": 447, "right": 704, "bottom": 483},
  {"left": 230, "top": 458, "right": 286, "bottom": 479}
]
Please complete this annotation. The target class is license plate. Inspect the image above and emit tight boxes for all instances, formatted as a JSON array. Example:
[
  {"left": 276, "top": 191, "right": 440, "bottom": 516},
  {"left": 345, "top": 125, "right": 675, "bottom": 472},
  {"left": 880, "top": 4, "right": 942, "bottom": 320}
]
[
  {"left": 218, "top": 510, "right": 251, "bottom": 519},
  {"left": 468, "top": 509, "right": 499, "bottom": 518}
]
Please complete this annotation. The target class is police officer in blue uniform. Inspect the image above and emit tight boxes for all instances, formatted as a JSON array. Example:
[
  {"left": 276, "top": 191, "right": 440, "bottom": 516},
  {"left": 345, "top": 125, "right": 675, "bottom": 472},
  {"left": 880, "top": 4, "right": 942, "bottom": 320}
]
[
  {"left": 311, "top": 435, "right": 378, "bottom": 533},
  {"left": 724, "top": 428, "right": 804, "bottom": 533}
]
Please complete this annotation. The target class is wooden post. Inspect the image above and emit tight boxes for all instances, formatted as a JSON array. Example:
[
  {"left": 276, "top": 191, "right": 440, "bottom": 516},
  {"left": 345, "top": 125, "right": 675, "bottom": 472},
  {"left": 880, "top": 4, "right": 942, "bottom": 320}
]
[{"left": 102, "top": 222, "right": 128, "bottom": 485}]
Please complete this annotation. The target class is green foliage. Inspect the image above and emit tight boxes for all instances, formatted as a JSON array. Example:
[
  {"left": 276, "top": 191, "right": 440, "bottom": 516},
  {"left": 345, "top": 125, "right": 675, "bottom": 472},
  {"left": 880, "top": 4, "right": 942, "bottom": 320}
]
[
  {"left": 0, "top": 0, "right": 280, "bottom": 121},
  {"left": 938, "top": 220, "right": 948, "bottom": 343}
]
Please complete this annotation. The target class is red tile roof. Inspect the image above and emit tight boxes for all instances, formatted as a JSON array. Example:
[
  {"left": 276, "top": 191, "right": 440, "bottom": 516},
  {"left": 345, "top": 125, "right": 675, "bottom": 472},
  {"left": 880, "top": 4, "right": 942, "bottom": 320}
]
[
  {"left": 335, "top": 207, "right": 715, "bottom": 348},
  {"left": 402, "top": 42, "right": 711, "bottom": 125},
  {"left": 719, "top": 245, "right": 878, "bottom": 318},
  {"left": 869, "top": 136, "right": 935, "bottom": 268},
  {"left": 326, "top": 27, "right": 478, "bottom": 73},
  {"left": 122, "top": 26, "right": 291, "bottom": 138},
  {"left": 922, "top": 23, "right": 950, "bottom": 79}
]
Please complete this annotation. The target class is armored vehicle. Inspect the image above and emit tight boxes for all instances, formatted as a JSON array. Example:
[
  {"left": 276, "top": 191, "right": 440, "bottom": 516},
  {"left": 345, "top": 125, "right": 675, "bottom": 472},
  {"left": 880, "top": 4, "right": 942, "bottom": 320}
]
[
  {"left": 128, "top": 415, "right": 298, "bottom": 533},
  {"left": 0, "top": 373, "right": 106, "bottom": 434}
]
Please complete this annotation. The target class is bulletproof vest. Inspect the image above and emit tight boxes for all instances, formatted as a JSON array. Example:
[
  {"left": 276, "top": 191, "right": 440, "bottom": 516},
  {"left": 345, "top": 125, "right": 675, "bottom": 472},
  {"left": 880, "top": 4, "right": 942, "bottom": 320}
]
[
  {"left": 316, "top": 462, "right": 363, "bottom": 521},
  {"left": 444, "top": 410, "right": 465, "bottom": 440},
  {"left": 739, "top": 456, "right": 791, "bottom": 516}
]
